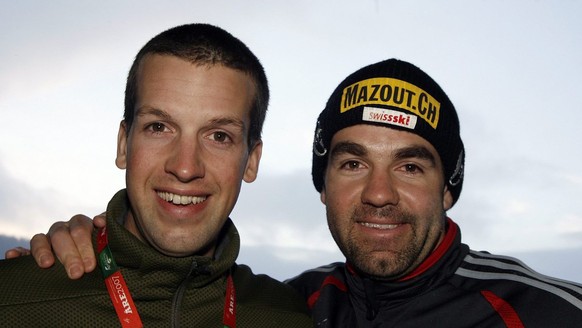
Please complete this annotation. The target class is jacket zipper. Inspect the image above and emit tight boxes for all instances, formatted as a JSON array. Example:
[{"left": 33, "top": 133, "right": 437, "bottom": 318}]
[{"left": 171, "top": 259, "right": 199, "bottom": 327}]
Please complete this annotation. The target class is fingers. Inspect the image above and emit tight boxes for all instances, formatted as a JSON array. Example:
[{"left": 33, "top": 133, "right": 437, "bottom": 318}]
[
  {"left": 4, "top": 246, "right": 31, "bottom": 259},
  {"left": 50, "top": 214, "right": 97, "bottom": 279},
  {"left": 27, "top": 214, "right": 99, "bottom": 280},
  {"left": 30, "top": 233, "right": 57, "bottom": 268},
  {"left": 93, "top": 212, "right": 107, "bottom": 228},
  {"left": 68, "top": 214, "right": 98, "bottom": 275}
]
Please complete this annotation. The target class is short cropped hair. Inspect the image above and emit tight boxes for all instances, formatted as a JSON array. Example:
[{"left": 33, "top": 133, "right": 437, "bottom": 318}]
[{"left": 124, "top": 23, "right": 269, "bottom": 147}]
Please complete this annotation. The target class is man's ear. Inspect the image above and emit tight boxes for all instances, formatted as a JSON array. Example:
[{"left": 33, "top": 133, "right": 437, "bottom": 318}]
[
  {"left": 443, "top": 185, "right": 453, "bottom": 211},
  {"left": 320, "top": 186, "right": 326, "bottom": 204},
  {"left": 115, "top": 121, "right": 128, "bottom": 169},
  {"left": 243, "top": 140, "right": 262, "bottom": 183}
]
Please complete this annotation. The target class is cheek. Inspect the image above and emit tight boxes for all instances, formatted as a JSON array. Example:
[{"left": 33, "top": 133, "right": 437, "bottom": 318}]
[
  {"left": 334, "top": 177, "right": 364, "bottom": 198},
  {"left": 126, "top": 145, "right": 158, "bottom": 173},
  {"left": 400, "top": 188, "right": 445, "bottom": 227},
  {"left": 399, "top": 181, "right": 443, "bottom": 205},
  {"left": 125, "top": 135, "right": 160, "bottom": 164},
  {"left": 208, "top": 152, "right": 249, "bottom": 184},
  {"left": 322, "top": 180, "right": 360, "bottom": 214}
]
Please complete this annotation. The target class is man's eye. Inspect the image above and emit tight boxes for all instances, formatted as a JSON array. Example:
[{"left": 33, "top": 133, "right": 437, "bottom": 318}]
[
  {"left": 211, "top": 131, "right": 230, "bottom": 142},
  {"left": 404, "top": 164, "right": 421, "bottom": 173},
  {"left": 147, "top": 122, "right": 166, "bottom": 133},
  {"left": 341, "top": 161, "right": 361, "bottom": 170}
]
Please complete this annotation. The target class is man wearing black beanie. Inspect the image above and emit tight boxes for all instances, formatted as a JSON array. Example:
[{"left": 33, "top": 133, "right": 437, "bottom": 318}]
[{"left": 287, "top": 59, "right": 582, "bottom": 327}]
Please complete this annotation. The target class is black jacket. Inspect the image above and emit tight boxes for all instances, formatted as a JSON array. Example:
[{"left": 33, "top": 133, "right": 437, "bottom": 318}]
[{"left": 287, "top": 219, "right": 582, "bottom": 327}]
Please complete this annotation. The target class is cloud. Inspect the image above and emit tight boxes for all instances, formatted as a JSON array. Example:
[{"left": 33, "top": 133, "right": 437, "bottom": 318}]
[
  {"left": 0, "top": 160, "right": 102, "bottom": 238},
  {"left": 507, "top": 247, "right": 582, "bottom": 283},
  {"left": 233, "top": 170, "right": 343, "bottom": 258},
  {"left": 450, "top": 153, "right": 582, "bottom": 253},
  {"left": 230, "top": 170, "right": 344, "bottom": 279},
  {"left": 0, "top": 162, "right": 55, "bottom": 236}
]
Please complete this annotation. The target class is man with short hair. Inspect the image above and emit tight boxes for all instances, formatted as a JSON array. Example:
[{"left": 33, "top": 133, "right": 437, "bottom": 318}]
[
  {"left": 0, "top": 23, "right": 311, "bottom": 327},
  {"left": 9, "top": 59, "right": 582, "bottom": 327}
]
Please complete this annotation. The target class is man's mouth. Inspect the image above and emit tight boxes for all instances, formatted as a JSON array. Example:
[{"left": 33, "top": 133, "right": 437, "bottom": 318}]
[
  {"left": 157, "top": 191, "right": 206, "bottom": 205},
  {"left": 359, "top": 222, "right": 400, "bottom": 230}
]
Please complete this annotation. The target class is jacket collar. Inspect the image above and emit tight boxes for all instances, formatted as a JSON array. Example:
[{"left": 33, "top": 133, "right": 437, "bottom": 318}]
[
  {"left": 99, "top": 189, "right": 240, "bottom": 289},
  {"left": 344, "top": 218, "right": 466, "bottom": 322}
]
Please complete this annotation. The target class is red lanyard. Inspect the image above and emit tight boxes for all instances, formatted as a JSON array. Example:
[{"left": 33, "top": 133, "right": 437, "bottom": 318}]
[
  {"left": 97, "top": 226, "right": 237, "bottom": 328},
  {"left": 97, "top": 227, "right": 143, "bottom": 328},
  {"left": 223, "top": 273, "right": 236, "bottom": 328}
]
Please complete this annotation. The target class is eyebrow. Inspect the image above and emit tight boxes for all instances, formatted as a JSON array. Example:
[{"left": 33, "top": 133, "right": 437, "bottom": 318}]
[
  {"left": 330, "top": 141, "right": 436, "bottom": 166},
  {"left": 136, "top": 107, "right": 172, "bottom": 120},
  {"left": 208, "top": 117, "right": 245, "bottom": 131},
  {"left": 135, "top": 107, "right": 246, "bottom": 131},
  {"left": 330, "top": 141, "right": 367, "bottom": 158},
  {"left": 394, "top": 145, "right": 436, "bottom": 166}
]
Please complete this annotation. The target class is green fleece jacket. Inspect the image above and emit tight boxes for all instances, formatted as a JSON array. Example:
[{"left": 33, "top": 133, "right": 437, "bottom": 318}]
[{"left": 0, "top": 190, "right": 312, "bottom": 327}]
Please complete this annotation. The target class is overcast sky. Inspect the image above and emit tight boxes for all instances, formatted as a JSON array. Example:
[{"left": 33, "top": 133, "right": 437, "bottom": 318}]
[{"left": 1, "top": 0, "right": 581, "bottom": 282}]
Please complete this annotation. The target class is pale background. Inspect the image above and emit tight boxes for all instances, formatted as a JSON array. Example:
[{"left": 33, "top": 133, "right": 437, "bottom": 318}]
[{"left": 1, "top": 0, "right": 581, "bottom": 281}]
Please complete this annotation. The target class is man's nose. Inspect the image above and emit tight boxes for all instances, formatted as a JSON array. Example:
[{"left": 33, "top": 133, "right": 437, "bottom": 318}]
[
  {"left": 361, "top": 169, "right": 399, "bottom": 207},
  {"left": 165, "top": 136, "right": 205, "bottom": 182}
]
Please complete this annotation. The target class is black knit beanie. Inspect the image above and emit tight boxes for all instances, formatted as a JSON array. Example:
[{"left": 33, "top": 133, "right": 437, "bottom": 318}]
[{"left": 312, "top": 59, "right": 465, "bottom": 206}]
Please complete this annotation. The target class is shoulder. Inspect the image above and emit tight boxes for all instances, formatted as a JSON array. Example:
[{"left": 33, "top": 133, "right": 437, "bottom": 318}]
[
  {"left": 231, "top": 263, "right": 310, "bottom": 315},
  {"left": 456, "top": 249, "right": 582, "bottom": 290},
  {"left": 285, "top": 262, "right": 345, "bottom": 285},
  {"left": 452, "top": 250, "right": 582, "bottom": 321},
  {"left": 0, "top": 255, "right": 67, "bottom": 286},
  {"left": 0, "top": 255, "right": 103, "bottom": 304},
  {"left": 284, "top": 262, "right": 347, "bottom": 301}
]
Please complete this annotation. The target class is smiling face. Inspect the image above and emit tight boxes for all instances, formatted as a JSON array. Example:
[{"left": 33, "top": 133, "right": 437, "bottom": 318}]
[
  {"left": 115, "top": 54, "right": 262, "bottom": 257},
  {"left": 321, "top": 125, "right": 453, "bottom": 279}
]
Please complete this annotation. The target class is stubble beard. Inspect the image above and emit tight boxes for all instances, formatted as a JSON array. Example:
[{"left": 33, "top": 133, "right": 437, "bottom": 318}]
[{"left": 328, "top": 205, "right": 424, "bottom": 280}]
